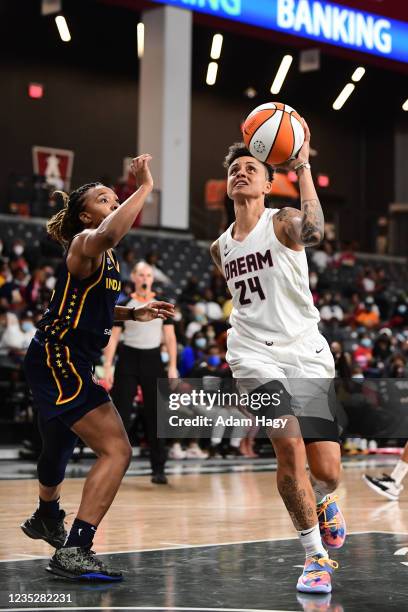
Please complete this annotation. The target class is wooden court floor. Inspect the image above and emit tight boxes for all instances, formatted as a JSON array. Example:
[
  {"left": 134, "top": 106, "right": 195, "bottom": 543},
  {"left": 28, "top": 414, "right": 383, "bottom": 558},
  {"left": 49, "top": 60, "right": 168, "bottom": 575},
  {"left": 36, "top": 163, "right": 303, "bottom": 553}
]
[{"left": 1, "top": 463, "right": 407, "bottom": 562}]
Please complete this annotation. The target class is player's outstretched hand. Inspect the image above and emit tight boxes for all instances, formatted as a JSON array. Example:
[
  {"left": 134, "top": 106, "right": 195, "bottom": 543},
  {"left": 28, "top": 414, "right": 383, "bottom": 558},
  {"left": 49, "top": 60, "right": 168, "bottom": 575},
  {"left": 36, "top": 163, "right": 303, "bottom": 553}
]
[
  {"left": 130, "top": 154, "right": 154, "bottom": 191},
  {"left": 134, "top": 301, "right": 175, "bottom": 322},
  {"left": 274, "top": 118, "right": 310, "bottom": 171}
]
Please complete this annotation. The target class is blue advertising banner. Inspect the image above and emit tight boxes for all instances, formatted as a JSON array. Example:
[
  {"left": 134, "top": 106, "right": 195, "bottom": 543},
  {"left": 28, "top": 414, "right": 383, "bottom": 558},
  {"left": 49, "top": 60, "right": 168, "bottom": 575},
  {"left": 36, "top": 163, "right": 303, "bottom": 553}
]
[{"left": 150, "top": 0, "right": 408, "bottom": 64}]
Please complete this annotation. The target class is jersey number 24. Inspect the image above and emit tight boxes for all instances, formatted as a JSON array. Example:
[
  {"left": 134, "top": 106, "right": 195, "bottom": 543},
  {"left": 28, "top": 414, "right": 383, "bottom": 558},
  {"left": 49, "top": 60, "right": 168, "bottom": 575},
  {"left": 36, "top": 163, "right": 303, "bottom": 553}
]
[{"left": 235, "top": 276, "right": 265, "bottom": 305}]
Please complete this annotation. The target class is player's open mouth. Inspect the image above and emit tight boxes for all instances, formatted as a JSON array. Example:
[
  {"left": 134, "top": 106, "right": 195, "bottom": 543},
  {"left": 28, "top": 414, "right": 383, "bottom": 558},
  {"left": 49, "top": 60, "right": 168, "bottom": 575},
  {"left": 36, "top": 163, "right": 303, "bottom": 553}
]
[{"left": 234, "top": 181, "right": 248, "bottom": 187}]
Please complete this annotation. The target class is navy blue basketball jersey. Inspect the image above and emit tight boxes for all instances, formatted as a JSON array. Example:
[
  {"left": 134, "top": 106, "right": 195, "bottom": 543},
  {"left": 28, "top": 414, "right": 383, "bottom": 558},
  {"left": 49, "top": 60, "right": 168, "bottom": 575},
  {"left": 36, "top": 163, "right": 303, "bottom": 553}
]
[{"left": 37, "top": 248, "right": 121, "bottom": 361}]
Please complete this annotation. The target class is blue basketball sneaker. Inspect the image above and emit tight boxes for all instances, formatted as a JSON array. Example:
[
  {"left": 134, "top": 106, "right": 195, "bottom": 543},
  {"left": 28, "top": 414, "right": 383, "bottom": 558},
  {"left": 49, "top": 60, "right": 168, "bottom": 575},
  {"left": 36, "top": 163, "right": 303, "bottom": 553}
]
[
  {"left": 317, "top": 495, "right": 346, "bottom": 549},
  {"left": 297, "top": 554, "right": 338, "bottom": 594}
]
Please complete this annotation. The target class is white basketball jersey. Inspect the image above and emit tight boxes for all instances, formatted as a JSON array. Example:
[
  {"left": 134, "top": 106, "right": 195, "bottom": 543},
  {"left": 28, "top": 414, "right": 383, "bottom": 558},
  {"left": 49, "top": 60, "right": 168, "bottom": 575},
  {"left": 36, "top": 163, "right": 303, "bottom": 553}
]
[{"left": 218, "top": 208, "right": 320, "bottom": 343}]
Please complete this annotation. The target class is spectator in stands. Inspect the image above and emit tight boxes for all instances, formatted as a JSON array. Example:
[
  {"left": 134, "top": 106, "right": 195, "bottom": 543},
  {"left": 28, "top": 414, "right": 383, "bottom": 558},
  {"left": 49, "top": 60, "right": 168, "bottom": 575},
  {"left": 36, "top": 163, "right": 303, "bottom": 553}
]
[
  {"left": 385, "top": 353, "right": 408, "bottom": 378},
  {"left": 178, "top": 330, "right": 207, "bottom": 376},
  {"left": 196, "top": 288, "right": 223, "bottom": 322},
  {"left": 333, "top": 241, "right": 356, "bottom": 268},
  {"left": 24, "top": 266, "right": 47, "bottom": 311},
  {"left": 389, "top": 301, "right": 408, "bottom": 329},
  {"left": 360, "top": 267, "right": 376, "bottom": 294},
  {"left": 355, "top": 296, "right": 380, "bottom": 329},
  {"left": 372, "top": 328, "right": 393, "bottom": 363},
  {"left": 0, "top": 267, "right": 26, "bottom": 312},
  {"left": 0, "top": 307, "right": 26, "bottom": 356},
  {"left": 353, "top": 335, "right": 373, "bottom": 371},
  {"left": 311, "top": 239, "right": 333, "bottom": 272},
  {"left": 330, "top": 341, "right": 352, "bottom": 378},
  {"left": 185, "top": 303, "right": 207, "bottom": 339},
  {"left": 20, "top": 310, "right": 36, "bottom": 349},
  {"left": 319, "top": 293, "right": 344, "bottom": 324}
]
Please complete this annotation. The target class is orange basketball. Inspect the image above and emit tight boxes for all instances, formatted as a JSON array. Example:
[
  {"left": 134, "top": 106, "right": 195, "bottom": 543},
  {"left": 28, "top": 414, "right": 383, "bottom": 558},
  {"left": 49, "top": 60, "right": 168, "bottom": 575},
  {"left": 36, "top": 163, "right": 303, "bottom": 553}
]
[{"left": 242, "top": 102, "right": 305, "bottom": 165}]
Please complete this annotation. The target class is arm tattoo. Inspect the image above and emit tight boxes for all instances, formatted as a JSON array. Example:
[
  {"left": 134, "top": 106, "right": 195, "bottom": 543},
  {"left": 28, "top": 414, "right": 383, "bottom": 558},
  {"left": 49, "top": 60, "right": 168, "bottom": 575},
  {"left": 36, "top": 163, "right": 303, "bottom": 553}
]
[
  {"left": 278, "top": 474, "right": 316, "bottom": 531},
  {"left": 210, "top": 240, "right": 223, "bottom": 274},
  {"left": 300, "top": 199, "right": 324, "bottom": 246}
]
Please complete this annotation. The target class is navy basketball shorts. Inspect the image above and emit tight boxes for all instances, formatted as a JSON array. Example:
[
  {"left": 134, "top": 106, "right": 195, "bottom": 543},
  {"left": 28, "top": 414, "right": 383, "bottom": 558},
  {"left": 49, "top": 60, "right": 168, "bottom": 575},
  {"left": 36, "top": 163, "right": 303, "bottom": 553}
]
[{"left": 24, "top": 337, "right": 110, "bottom": 428}]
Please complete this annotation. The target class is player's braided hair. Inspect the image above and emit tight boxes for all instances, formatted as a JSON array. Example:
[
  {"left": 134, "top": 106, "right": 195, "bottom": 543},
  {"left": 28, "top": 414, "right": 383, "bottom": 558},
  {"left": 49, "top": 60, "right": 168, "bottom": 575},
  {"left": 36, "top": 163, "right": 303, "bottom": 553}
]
[{"left": 47, "top": 182, "right": 101, "bottom": 246}]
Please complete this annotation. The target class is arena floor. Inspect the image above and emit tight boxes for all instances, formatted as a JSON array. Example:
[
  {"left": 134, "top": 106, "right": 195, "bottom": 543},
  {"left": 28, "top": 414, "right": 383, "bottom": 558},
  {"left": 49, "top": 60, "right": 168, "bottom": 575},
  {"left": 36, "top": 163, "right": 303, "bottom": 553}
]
[{"left": 0, "top": 456, "right": 407, "bottom": 612}]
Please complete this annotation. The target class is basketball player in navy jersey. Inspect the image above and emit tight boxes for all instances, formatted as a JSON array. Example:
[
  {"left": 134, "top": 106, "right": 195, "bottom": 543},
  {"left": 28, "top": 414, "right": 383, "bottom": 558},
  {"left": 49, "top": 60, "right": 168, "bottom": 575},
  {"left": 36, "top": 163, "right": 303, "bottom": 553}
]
[
  {"left": 21, "top": 154, "right": 174, "bottom": 581},
  {"left": 210, "top": 122, "right": 345, "bottom": 594}
]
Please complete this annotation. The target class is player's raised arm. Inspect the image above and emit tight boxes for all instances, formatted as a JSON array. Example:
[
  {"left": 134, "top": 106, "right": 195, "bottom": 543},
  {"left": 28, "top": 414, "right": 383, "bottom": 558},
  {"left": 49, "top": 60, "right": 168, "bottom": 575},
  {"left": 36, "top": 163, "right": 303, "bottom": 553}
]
[
  {"left": 76, "top": 154, "right": 154, "bottom": 259},
  {"left": 210, "top": 239, "right": 223, "bottom": 275},
  {"left": 275, "top": 120, "right": 324, "bottom": 248}
]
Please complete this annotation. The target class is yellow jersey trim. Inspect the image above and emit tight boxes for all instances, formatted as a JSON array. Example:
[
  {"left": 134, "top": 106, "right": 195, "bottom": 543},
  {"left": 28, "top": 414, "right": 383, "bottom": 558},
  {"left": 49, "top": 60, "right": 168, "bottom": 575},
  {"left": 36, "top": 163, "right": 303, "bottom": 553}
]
[
  {"left": 72, "top": 253, "right": 106, "bottom": 329},
  {"left": 45, "top": 342, "right": 83, "bottom": 406}
]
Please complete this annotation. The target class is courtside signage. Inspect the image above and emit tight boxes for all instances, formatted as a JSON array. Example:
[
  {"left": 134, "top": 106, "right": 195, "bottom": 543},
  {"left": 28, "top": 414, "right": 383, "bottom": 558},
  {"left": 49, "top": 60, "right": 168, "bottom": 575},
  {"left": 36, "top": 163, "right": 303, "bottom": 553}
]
[{"left": 151, "top": 0, "right": 408, "bottom": 64}]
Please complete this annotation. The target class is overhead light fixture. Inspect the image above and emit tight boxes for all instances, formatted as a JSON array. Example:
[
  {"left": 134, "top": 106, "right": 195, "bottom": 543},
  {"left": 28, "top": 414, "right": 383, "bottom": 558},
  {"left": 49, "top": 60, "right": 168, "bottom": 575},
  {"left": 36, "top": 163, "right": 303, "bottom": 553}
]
[
  {"left": 270, "top": 55, "right": 293, "bottom": 95},
  {"left": 351, "top": 67, "right": 365, "bottom": 82},
  {"left": 210, "top": 34, "right": 223, "bottom": 60},
  {"left": 402, "top": 99, "right": 408, "bottom": 111},
  {"left": 137, "top": 22, "right": 144, "bottom": 59},
  {"left": 55, "top": 15, "right": 71, "bottom": 42},
  {"left": 206, "top": 62, "right": 218, "bottom": 86},
  {"left": 332, "top": 83, "right": 355, "bottom": 110},
  {"left": 244, "top": 87, "right": 257, "bottom": 99},
  {"left": 28, "top": 83, "right": 44, "bottom": 99}
]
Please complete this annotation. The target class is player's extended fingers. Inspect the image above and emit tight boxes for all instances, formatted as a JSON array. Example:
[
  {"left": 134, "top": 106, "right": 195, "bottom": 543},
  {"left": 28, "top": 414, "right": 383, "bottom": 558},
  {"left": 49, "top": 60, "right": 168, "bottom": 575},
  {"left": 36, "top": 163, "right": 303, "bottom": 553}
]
[{"left": 151, "top": 301, "right": 175, "bottom": 316}]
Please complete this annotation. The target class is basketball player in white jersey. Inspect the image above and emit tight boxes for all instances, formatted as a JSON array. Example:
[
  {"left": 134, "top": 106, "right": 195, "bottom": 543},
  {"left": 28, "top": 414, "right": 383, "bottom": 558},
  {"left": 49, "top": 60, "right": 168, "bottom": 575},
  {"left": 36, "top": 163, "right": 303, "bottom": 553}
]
[{"left": 210, "top": 121, "right": 345, "bottom": 594}]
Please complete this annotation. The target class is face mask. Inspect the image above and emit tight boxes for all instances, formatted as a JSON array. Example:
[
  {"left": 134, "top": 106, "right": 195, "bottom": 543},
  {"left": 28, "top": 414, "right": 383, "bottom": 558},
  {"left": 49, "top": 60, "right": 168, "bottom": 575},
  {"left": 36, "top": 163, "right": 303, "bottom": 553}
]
[
  {"left": 161, "top": 352, "right": 169, "bottom": 364},
  {"left": 195, "top": 314, "right": 205, "bottom": 323},
  {"left": 13, "top": 245, "right": 24, "bottom": 256},
  {"left": 361, "top": 338, "right": 372, "bottom": 348},
  {"left": 195, "top": 338, "right": 207, "bottom": 349},
  {"left": 22, "top": 321, "right": 35, "bottom": 333},
  {"left": 352, "top": 374, "right": 364, "bottom": 380},
  {"left": 398, "top": 305, "right": 407, "bottom": 314},
  {"left": 208, "top": 355, "right": 221, "bottom": 367},
  {"left": 45, "top": 277, "right": 56, "bottom": 291}
]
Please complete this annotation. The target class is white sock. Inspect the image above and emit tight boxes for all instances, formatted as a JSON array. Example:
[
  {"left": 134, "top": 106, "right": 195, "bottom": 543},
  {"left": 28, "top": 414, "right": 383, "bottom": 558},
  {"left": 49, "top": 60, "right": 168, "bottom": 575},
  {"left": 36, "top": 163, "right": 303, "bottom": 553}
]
[
  {"left": 298, "top": 523, "right": 326, "bottom": 559},
  {"left": 230, "top": 438, "right": 240, "bottom": 448},
  {"left": 211, "top": 437, "right": 222, "bottom": 446},
  {"left": 391, "top": 460, "right": 408, "bottom": 486}
]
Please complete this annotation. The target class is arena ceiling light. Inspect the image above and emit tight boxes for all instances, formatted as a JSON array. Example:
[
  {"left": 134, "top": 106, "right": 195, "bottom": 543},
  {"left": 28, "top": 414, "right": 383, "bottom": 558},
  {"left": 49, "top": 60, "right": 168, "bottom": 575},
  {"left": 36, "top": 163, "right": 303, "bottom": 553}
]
[
  {"left": 210, "top": 34, "right": 223, "bottom": 60},
  {"left": 332, "top": 83, "right": 355, "bottom": 110},
  {"left": 270, "top": 55, "right": 293, "bottom": 95},
  {"left": 55, "top": 15, "right": 71, "bottom": 42},
  {"left": 206, "top": 62, "right": 218, "bottom": 86},
  {"left": 351, "top": 67, "right": 366, "bottom": 82},
  {"left": 137, "top": 22, "right": 145, "bottom": 59},
  {"left": 402, "top": 99, "right": 408, "bottom": 111}
]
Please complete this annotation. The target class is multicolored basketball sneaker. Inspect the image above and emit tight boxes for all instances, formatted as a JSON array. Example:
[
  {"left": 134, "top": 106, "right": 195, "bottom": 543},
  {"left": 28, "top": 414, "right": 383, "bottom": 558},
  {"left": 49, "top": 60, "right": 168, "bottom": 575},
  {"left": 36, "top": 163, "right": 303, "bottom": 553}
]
[
  {"left": 296, "top": 554, "right": 338, "bottom": 594},
  {"left": 317, "top": 495, "right": 346, "bottom": 549}
]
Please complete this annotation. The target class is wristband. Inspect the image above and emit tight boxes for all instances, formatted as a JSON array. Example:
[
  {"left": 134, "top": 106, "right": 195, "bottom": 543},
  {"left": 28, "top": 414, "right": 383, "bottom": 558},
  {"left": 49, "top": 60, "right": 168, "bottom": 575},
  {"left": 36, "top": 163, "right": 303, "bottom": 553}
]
[
  {"left": 131, "top": 307, "right": 137, "bottom": 321},
  {"left": 294, "top": 161, "right": 311, "bottom": 173}
]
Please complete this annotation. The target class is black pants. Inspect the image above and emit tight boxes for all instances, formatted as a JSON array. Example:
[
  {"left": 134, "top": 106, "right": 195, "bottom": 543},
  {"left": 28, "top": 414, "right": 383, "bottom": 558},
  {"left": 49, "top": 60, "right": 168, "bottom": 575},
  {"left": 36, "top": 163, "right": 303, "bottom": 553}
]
[{"left": 111, "top": 344, "right": 167, "bottom": 473}]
